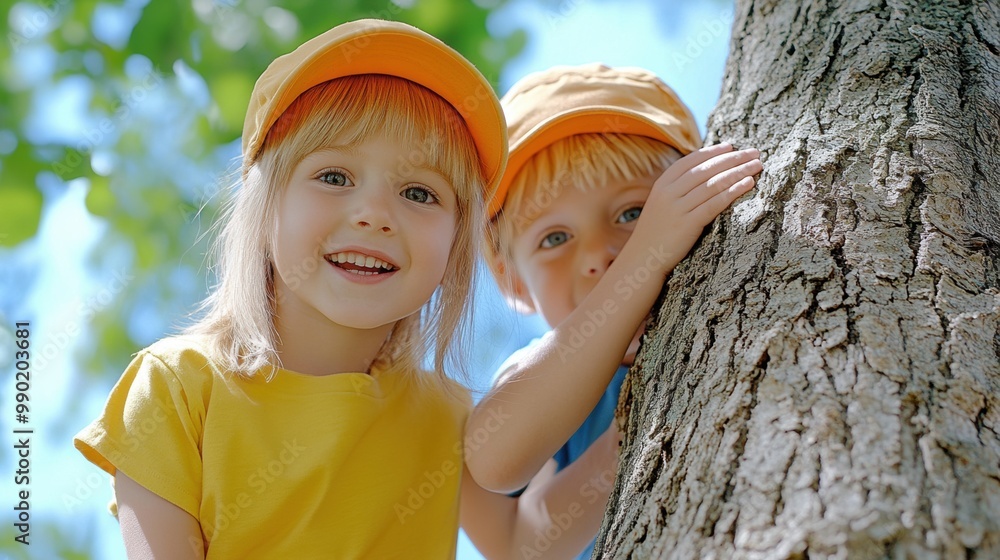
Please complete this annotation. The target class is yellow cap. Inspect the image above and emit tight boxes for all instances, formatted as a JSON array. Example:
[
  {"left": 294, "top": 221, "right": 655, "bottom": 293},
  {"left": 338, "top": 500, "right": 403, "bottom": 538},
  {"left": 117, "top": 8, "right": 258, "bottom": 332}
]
[
  {"left": 491, "top": 63, "right": 701, "bottom": 217},
  {"left": 242, "top": 19, "right": 507, "bottom": 196}
]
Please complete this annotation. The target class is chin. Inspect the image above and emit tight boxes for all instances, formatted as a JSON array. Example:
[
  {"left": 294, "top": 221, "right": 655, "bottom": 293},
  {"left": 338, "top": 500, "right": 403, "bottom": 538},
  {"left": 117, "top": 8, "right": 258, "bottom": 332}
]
[{"left": 327, "top": 308, "right": 418, "bottom": 332}]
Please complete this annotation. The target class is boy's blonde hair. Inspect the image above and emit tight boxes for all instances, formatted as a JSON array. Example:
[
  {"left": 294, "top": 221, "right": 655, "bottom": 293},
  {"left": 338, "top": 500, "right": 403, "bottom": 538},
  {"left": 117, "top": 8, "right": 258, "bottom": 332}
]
[
  {"left": 189, "top": 74, "right": 483, "bottom": 385},
  {"left": 487, "top": 132, "right": 681, "bottom": 302}
]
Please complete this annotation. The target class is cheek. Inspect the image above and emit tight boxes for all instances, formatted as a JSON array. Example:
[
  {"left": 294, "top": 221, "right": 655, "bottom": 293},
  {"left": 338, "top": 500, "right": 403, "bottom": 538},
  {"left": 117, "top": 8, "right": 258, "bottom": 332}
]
[
  {"left": 272, "top": 204, "right": 329, "bottom": 280},
  {"left": 522, "top": 262, "right": 567, "bottom": 302},
  {"left": 272, "top": 214, "right": 306, "bottom": 267},
  {"left": 271, "top": 216, "right": 292, "bottom": 270},
  {"left": 273, "top": 192, "right": 304, "bottom": 252},
  {"left": 612, "top": 227, "right": 634, "bottom": 252},
  {"left": 426, "top": 217, "right": 459, "bottom": 282}
]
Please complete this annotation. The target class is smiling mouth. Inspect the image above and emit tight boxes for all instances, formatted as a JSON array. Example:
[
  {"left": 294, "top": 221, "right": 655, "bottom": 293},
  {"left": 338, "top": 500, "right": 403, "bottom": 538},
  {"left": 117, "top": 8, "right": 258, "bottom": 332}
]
[{"left": 324, "top": 251, "right": 399, "bottom": 276}]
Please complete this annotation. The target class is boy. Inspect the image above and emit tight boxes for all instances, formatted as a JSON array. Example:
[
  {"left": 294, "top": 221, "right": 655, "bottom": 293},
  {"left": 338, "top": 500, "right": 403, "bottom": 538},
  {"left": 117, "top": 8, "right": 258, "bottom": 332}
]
[{"left": 465, "top": 63, "right": 762, "bottom": 558}]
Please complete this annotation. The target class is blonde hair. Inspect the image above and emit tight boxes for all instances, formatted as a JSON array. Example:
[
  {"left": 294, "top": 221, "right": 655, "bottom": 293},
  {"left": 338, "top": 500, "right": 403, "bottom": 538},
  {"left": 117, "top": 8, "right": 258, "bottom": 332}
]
[
  {"left": 486, "top": 133, "right": 682, "bottom": 299},
  {"left": 188, "top": 74, "right": 484, "bottom": 386}
]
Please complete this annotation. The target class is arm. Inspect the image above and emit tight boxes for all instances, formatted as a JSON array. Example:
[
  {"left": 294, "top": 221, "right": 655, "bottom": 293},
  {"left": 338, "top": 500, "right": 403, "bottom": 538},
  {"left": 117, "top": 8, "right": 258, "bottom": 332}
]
[
  {"left": 462, "top": 425, "right": 622, "bottom": 560},
  {"left": 115, "top": 471, "right": 205, "bottom": 560},
  {"left": 467, "top": 143, "right": 762, "bottom": 492}
]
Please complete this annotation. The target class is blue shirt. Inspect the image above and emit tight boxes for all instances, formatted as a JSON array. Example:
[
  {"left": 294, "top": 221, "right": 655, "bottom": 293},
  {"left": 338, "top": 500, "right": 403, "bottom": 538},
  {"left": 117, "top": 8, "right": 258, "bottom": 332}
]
[
  {"left": 552, "top": 365, "right": 628, "bottom": 473},
  {"left": 493, "top": 342, "right": 628, "bottom": 560},
  {"left": 554, "top": 365, "right": 627, "bottom": 559}
]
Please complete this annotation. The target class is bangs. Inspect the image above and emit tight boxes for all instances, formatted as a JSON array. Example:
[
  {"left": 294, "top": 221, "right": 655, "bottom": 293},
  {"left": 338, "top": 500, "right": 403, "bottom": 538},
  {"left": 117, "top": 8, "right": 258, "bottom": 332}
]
[
  {"left": 239, "top": 73, "right": 486, "bottom": 385},
  {"left": 502, "top": 133, "right": 681, "bottom": 227},
  {"left": 483, "top": 133, "right": 681, "bottom": 309},
  {"left": 262, "top": 74, "right": 483, "bottom": 202}
]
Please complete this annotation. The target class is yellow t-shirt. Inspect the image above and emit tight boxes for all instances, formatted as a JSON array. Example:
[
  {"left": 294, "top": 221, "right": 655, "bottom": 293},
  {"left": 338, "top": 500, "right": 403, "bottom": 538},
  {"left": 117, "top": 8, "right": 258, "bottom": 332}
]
[{"left": 74, "top": 335, "right": 470, "bottom": 559}]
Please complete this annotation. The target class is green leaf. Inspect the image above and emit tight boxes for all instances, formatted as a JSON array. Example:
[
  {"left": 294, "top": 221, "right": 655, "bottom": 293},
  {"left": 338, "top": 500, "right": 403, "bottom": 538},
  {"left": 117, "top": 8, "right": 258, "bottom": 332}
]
[
  {"left": 210, "top": 73, "right": 256, "bottom": 136},
  {"left": 84, "top": 175, "right": 115, "bottom": 218},
  {"left": 0, "top": 182, "right": 43, "bottom": 247}
]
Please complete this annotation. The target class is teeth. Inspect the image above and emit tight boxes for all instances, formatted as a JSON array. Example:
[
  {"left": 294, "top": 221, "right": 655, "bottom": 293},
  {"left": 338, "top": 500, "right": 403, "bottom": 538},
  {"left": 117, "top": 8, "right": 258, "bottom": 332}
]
[{"left": 326, "top": 251, "right": 395, "bottom": 271}]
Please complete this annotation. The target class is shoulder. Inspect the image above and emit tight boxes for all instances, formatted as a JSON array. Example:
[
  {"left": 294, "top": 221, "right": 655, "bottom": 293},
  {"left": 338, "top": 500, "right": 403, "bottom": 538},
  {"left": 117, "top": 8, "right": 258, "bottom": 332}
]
[
  {"left": 130, "top": 335, "right": 226, "bottom": 392},
  {"left": 400, "top": 368, "right": 473, "bottom": 417},
  {"left": 142, "top": 333, "right": 213, "bottom": 357},
  {"left": 491, "top": 336, "right": 546, "bottom": 386},
  {"left": 439, "top": 375, "right": 473, "bottom": 411},
  {"left": 430, "top": 372, "right": 474, "bottom": 410},
  {"left": 141, "top": 334, "right": 222, "bottom": 367}
]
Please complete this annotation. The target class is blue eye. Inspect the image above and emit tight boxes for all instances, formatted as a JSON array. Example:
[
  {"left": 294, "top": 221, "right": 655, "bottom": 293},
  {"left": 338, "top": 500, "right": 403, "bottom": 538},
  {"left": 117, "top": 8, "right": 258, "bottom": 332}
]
[
  {"left": 617, "top": 206, "right": 642, "bottom": 223},
  {"left": 319, "top": 170, "right": 350, "bottom": 186},
  {"left": 402, "top": 186, "right": 437, "bottom": 204},
  {"left": 540, "top": 231, "right": 570, "bottom": 248}
]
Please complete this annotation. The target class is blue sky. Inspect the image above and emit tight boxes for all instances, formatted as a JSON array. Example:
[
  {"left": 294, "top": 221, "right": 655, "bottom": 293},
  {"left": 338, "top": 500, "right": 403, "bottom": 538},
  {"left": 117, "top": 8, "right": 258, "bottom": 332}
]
[{"left": 0, "top": 1, "right": 731, "bottom": 558}]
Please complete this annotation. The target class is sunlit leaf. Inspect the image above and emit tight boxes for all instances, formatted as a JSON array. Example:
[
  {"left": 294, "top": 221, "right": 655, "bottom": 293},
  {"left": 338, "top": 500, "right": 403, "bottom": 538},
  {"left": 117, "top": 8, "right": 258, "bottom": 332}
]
[
  {"left": 209, "top": 73, "right": 255, "bottom": 135},
  {"left": 0, "top": 182, "right": 42, "bottom": 247},
  {"left": 84, "top": 175, "right": 114, "bottom": 217}
]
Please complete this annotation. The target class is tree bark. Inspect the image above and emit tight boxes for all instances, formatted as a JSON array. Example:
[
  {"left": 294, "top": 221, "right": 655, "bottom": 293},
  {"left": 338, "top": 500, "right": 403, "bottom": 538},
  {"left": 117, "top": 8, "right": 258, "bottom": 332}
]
[{"left": 598, "top": 0, "right": 1000, "bottom": 558}]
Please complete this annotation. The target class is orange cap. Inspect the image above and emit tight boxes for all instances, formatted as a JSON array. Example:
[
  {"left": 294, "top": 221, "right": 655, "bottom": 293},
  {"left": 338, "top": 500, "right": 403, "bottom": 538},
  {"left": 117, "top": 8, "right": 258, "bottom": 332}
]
[
  {"left": 242, "top": 19, "right": 507, "bottom": 196},
  {"left": 491, "top": 63, "right": 701, "bottom": 217}
]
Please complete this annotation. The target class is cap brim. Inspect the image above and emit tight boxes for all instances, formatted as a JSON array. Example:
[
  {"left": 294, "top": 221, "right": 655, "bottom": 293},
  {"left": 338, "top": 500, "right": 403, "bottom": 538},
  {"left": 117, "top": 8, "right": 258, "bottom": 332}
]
[
  {"left": 245, "top": 20, "right": 506, "bottom": 195},
  {"left": 488, "top": 107, "right": 700, "bottom": 217}
]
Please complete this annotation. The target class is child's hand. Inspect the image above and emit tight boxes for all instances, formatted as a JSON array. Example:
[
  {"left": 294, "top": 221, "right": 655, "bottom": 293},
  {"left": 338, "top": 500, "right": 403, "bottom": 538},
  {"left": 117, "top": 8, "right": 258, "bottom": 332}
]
[{"left": 636, "top": 143, "right": 761, "bottom": 273}]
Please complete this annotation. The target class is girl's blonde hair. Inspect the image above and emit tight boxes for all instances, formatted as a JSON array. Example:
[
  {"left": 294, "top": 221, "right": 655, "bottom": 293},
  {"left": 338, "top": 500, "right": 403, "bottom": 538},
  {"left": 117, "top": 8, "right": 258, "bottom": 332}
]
[
  {"left": 188, "top": 74, "right": 484, "bottom": 386},
  {"left": 486, "top": 132, "right": 682, "bottom": 300}
]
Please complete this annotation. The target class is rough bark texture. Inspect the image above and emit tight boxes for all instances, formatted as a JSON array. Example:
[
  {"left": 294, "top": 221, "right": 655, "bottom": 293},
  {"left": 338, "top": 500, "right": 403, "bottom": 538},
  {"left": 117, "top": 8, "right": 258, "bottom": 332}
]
[{"left": 598, "top": 0, "right": 1000, "bottom": 558}]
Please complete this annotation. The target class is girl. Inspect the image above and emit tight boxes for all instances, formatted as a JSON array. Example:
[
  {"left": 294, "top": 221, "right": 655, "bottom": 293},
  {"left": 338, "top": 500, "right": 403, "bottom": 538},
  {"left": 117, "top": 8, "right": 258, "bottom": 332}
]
[{"left": 74, "top": 19, "right": 507, "bottom": 558}]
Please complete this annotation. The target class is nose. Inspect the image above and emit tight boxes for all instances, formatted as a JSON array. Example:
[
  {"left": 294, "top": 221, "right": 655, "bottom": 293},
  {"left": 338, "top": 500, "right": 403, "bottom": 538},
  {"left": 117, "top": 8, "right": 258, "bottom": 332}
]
[
  {"left": 351, "top": 188, "right": 395, "bottom": 234},
  {"left": 579, "top": 232, "right": 619, "bottom": 277}
]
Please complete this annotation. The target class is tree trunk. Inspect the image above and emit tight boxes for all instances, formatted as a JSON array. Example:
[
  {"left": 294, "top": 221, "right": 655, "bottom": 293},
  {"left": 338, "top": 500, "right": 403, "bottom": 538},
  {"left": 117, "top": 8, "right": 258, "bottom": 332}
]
[{"left": 597, "top": 0, "right": 1000, "bottom": 558}]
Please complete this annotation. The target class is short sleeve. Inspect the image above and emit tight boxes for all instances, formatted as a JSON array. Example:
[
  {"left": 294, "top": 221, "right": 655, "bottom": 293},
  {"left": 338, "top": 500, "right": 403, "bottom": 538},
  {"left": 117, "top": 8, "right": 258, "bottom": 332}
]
[{"left": 74, "top": 350, "right": 204, "bottom": 518}]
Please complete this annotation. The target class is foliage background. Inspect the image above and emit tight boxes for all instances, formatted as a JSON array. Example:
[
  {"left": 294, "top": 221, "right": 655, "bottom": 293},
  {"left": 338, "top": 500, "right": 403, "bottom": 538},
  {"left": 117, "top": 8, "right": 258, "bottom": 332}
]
[{"left": 0, "top": 0, "right": 730, "bottom": 557}]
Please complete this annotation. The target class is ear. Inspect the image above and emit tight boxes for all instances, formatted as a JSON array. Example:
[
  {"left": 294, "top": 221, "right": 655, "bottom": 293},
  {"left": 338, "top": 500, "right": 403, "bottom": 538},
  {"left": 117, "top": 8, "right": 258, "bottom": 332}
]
[{"left": 484, "top": 250, "right": 536, "bottom": 315}]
